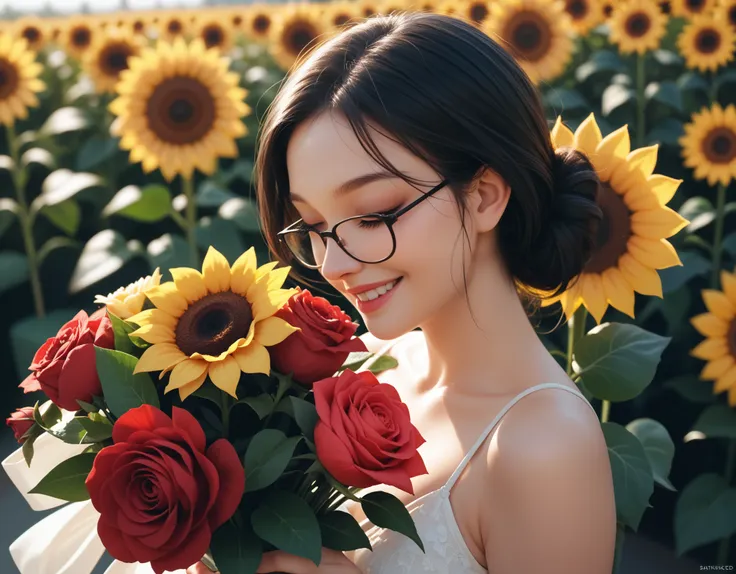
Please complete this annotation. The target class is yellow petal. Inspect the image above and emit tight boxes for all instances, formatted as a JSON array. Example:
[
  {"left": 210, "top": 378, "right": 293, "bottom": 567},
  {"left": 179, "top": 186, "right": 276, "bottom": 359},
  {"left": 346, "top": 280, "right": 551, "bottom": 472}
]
[
  {"left": 233, "top": 343, "right": 270, "bottom": 375},
  {"left": 130, "top": 323, "right": 176, "bottom": 344},
  {"left": 208, "top": 355, "right": 241, "bottom": 398},
  {"left": 230, "top": 247, "right": 257, "bottom": 296},
  {"left": 254, "top": 316, "right": 301, "bottom": 346},
  {"left": 167, "top": 359, "right": 209, "bottom": 391},
  {"left": 618, "top": 253, "right": 663, "bottom": 298},
  {"left": 701, "top": 355, "right": 735, "bottom": 380},
  {"left": 170, "top": 268, "right": 208, "bottom": 304},
  {"left": 691, "top": 313, "right": 730, "bottom": 338},
  {"left": 714, "top": 366, "right": 736, "bottom": 394},
  {"left": 581, "top": 273, "right": 609, "bottom": 324},
  {"left": 626, "top": 145, "right": 658, "bottom": 179},
  {"left": 623, "top": 180, "right": 662, "bottom": 212},
  {"left": 573, "top": 113, "right": 602, "bottom": 157},
  {"left": 201, "top": 246, "right": 231, "bottom": 293},
  {"left": 264, "top": 265, "right": 291, "bottom": 291},
  {"left": 626, "top": 237, "right": 682, "bottom": 270},
  {"left": 251, "top": 286, "right": 298, "bottom": 323},
  {"left": 702, "top": 290, "right": 735, "bottom": 320},
  {"left": 126, "top": 309, "right": 178, "bottom": 329},
  {"left": 145, "top": 282, "right": 189, "bottom": 317},
  {"left": 594, "top": 124, "right": 630, "bottom": 179},
  {"left": 647, "top": 174, "right": 681, "bottom": 206},
  {"left": 631, "top": 206, "right": 689, "bottom": 239},
  {"left": 690, "top": 338, "right": 728, "bottom": 361},
  {"left": 134, "top": 343, "right": 187, "bottom": 374},
  {"left": 602, "top": 267, "right": 635, "bottom": 318},
  {"left": 721, "top": 270, "right": 736, "bottom": 305},
  {"left": 177, "top": 371, "right": 208, "bottom": 401},
  {"left": 255, "top": 261, "right": 280, "bottom": 282},
  {"left": 551, "top": 116, "right": 574, "bottom": 148}
]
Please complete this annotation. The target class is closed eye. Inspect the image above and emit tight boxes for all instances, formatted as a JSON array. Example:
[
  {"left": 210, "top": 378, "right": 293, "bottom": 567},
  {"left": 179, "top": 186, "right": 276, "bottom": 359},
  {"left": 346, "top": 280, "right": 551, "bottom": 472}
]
[{"left": 302, "top": 206, "right": 403, "bottom": 232}]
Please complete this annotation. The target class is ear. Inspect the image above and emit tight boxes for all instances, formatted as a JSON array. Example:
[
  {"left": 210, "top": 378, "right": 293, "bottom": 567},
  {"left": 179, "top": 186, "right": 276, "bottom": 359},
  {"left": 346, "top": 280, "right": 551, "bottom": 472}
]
[{"left": 469, "top": 167, "right": 511, "bottom": 233}]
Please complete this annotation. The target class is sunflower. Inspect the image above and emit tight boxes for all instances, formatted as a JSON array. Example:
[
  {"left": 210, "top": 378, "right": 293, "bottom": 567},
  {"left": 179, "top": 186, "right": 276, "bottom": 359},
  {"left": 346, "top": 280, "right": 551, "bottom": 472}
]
[
  {"left": 227, "top": 9, "right": 247, "bottom": 30},
  {"left": 0, "top": 36, "right": 45, "bottom": 126},
  {"left": 129, "top": 247, "right": 300, "bottom": 401},
  {"left": 159, "top": 14, "right": 189, "bottom": 43},
  {"left": 680, "top": 104, "right": 736, "bottom": 186},
  {"left": 84, "top": 29, "right": 144, "bottom": 94},
  {"left": 658, "top": 1, "right": 673, "bottom": 14},
  {"left": 540, "top": 114, "right": 688, "bottom": 324},
  {"left": 109, "top": 37, "right": 249, "bottom": 182},
  {"left": 244, "top": 8, "right": 275, "bottom": 43},
  {"left": 436, "top": 0, "right": 462, "bottom": 16},
  {"left": 677, "top": 14, "right": 735, "bottom": 71},
  {"left": 690, "top": 269, "right": 736, "bottom": 406},
  {"left": 564, "top": 0, "right": 606, "bottom": 35},
  {"left": 125, "top": 15, "right": 150, "bottom": 37},
  {"left": 671, "top": 0, "right": 717, "bottom": 17},
  {"left": 61, "top": 18, "right": 96, "bottom": 60},
  {"left": 485, "top": 0, "right": 574, "bottom": 84},
  {"left": 715, "top": 0, "right": 736, "bottom": 29},
  {"left": 609, "top": 1, "right": 668, "bottom": 54},
  {"left": 195, "top": 19, "right": 234, "bottom": 52},
  {"left": 359, "top": 0, "right": 381, "bottom": 18},
  {"left": 378, "top": 0, "right": 409, "bottom": 15},
  {"left": 95, "top": 268, "right": 163, "bottom": 319},
  {"left": 457, "top": 0, "right": 493, "bottom": 25},
  {"left": 413, "top": 0, "right": 441, "bottom": 12},
  {"left": 602, "top": 2, "right": 615, "bottom": 18},
  {"left": 11, "top": 17, "right": 47, "bottom": 52},
  {"left": 321, "top": 2, "right": 363, "bottom": 32},
  {"left": 269, "top": 4, "right": 328, "bottom": 71}
]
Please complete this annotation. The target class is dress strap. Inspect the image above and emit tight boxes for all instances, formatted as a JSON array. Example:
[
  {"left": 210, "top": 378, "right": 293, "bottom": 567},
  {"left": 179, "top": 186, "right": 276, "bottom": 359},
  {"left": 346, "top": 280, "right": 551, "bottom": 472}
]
[{"left": 441, "top": 382, "right": 597, "bottom": 494}]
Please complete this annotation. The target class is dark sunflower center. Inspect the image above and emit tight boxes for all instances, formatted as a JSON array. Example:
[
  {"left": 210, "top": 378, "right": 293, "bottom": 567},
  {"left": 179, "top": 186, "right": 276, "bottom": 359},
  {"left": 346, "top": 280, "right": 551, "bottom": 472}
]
[
  {"left": 702, "top": 127, "right": 736, "bottom": 164},
  {"left": 659, "top": 1, "right": 671, "bottom": 14},
  {"left": 696, "top": 29, "right": 721, "bottom": 53},
  {"left": 175, "top": 291, "right": 253, "bottom": 357},
  {"left": 604, "top": 4, "right": 614, "bottom": 17},
  {"left": 334, "top": 14, "right": 351, "bottom": 26},
  {"left": 470, "top": 3, "right": 489, "bottom": 23},
  {"left": 203, "top": 26, "right": 224, "bottom": 47},
  {"left": 505, "top": 11, "right": 552, "bottom": 62},
  {"left": 625, "top": 13, "right": 651, "bottom": 38},
  {"left": 146, "top": 76, "right": 216, "bottom": 145},
  {"left": 686, "top": 0, "right": 706, "bottom": 12},
  {"left": 567, "top": 0, "right": 588, "bottom": 19},
  {"left": 363, "top": 7, "right": 375, "bottom": 17},
  {"left": 72, "top": 28, "right": 91, "bottom": 47},
  {"left": 133, "top": 21, "right": 145, "bottom": 33},
  {"left": 233, "top": 15, "right": 243, "bottom": 26},
  {"left": 167, "top": 20, "right": 182, "bottom": 34},
  {"left": 0, "top": 58, "right": 20, "bottom": 99},
  {"left": 728, "top": 320, "right": 736, "bottom": 361},
  {"left": 730, "top": 7, "right": 736, "bottom": 26},
  {"left": 253, "top": 15, "right": 271, "bottom": 33},
  {"left": 22, "top": 27, "right": 40, "bottom": 43},
  {"left": 584, "top": 183, "right": 632, "bottom": 274},
  {"left": 285, "top": 23, "right": 317, "bottom": 55}
]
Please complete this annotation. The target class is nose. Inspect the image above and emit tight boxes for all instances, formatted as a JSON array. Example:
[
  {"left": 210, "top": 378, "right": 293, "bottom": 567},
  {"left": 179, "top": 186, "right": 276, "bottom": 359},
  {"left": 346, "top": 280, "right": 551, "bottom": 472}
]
[{"left": 319, "top": 236, "right": 361, "bottom": 281}]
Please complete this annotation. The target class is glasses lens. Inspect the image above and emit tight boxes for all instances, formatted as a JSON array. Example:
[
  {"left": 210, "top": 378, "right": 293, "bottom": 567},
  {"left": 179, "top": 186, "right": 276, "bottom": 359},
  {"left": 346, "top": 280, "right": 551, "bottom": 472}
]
[{"left": 285, "top": 217, "right": 394, "bottom": 267}]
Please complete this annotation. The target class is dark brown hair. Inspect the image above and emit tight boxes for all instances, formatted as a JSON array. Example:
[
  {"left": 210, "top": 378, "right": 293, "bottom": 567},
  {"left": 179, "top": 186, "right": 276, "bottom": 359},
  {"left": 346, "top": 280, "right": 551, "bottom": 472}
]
[{"left": 254, "top": 11, "right": 602, "bottom": 314}]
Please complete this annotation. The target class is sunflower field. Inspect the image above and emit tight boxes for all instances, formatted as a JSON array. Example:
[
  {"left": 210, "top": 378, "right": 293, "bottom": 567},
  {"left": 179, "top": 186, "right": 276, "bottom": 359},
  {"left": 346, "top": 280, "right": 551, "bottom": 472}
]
[{"left": 0, "top": 0, "right": 735, "bottom": 571}]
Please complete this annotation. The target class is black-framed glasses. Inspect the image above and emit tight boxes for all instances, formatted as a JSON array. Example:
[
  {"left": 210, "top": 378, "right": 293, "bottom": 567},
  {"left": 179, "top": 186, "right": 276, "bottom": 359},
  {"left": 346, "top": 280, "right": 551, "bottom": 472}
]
[{"left": 277, "top": 179, "right": 451, "bottom": 269}]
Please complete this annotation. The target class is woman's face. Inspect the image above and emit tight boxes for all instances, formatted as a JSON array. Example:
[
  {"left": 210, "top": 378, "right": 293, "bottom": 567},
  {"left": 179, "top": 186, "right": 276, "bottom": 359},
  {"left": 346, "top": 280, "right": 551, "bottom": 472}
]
[{"left": 286, "top": 110, "right": 480, "bottom": 340}]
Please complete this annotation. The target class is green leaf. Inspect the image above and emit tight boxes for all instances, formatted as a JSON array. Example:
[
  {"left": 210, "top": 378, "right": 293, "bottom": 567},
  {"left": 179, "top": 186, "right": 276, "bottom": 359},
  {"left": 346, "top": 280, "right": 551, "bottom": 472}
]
[
  {"left": 0, "top": 197, "right": 18, "bottom": 238},
  {"left": 219, "top": 197, "right": 261, "bottom": 233},
  {"left": 39, "top": 107, "right": 91, "bottom": 136},
  {"left": 103, "top": 185, "right": 172, "bottom": 223},
  {"left": 367, "top": 354, "right": 399, "bottom": 375},
  {"left": 340, "top": 351, "right": 373, "bottom": 372},
  {"left": 645, "top": 81, "right": 683, "bottom": 112},
  {"left": 601, "top": 84, "right": 635, "bottom": 116},
  {"left": 29, "top": 452, "right": 96, "bottom": 502},
  {"left": 237, "top": 394, "right": 275, "bottom": 419},
  {"left": 197, "top": 180, "right": 238, "bottom": 208},
  {"left": 78, "top": 416, "right": 113, "bottom": 442},
  {"left": 674, "top": 473, "right": 736, "bottom": 555},
  {"left": 659, "top": 251, "right": 710, "bottom": 293},
  {"left": 677, "top": 71, "right": 709, "bottom": 93},
  {"left": 147, "top": 233, "right": 191, "bottom": 276},
  {"left": 575, "top": 50, "right": 626, "bottom": 83},
  {"left": 318, "top": 510, "right": 372, "bottom": 551},
  {"left": 107, "top": 309, "right": 137, "bottom": 355},
  {"left": 21, "top": 147, "right": 56, "bottom": 170},
  {"left": 361, "top": 491, "right": 424, "bottom": 552},
  {"left": 22, "top": 430, "right": 42, "bottom": 467},
  {"left": 646, "top": 118, "right": 684, "bottom": 147},
  {"left": 714, "top": 69, "right": 736, "bottom": 99},
  {"left": 195, "top": 217, "right": 245, "bottom": 264},
  {"left": 288, "top": 397, "right": 319, "bottom": 442},
  {"left": 38, "top": 237, "right": 80, "bottom": 267},
  {"left": 95, "top": 347, "right": 159, "bottom": 417},
  {"left": 75, "top": 135, "right": 120, "bottom": 171},
  {"left": 76, "top": 400, "right": 100, "bottom": 414},
  {"left": 573, "top": 322, "right": 670, "bottom": 402},
  {"left": 652, "top": 49, "right": 684, "bottom": 67},
  {"left": 40, "top": 169, "right": 103, "bottom": 206},
  {"left": 680, "top": 197, "right": 715, "bottom": 232},
  {"left": 602, "top": 422, "right": 654, "bottom": 532},
  {"left": 244, "top": 429, "right": 302, "bottom": 492},
  {"left": 0, "top": 251, "right": 29, "bottom": 293},
  {"left": 41, "top": 200, "right": 81, "bottom": 236},
  {"left": 626, "top": 418, "right": 676, "bottom": 492},
  {"left": 210, "top": 520, "right": 263, "bottom": 574},
  {"left": 543, "top": 88, "right": 589, "bottom": 113},
  {"left": 690, "top": 404, "right": 736, "bottom": 440},
  {"left": 69, "top": 229, "right": 142, "bottom": 293},
  {"left": 663, "top": 375, "right": 717, "bottom": 404},
  {"left": 251, "top": 489, "right": 322, "bottom": 565}
]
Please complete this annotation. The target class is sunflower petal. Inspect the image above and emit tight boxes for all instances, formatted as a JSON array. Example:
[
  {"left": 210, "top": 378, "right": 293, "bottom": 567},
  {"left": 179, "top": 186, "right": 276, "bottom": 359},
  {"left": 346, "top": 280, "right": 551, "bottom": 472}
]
[
  {"left": 701, "top": 355, "right": 735, "bottom": 380},
  {"left": 170, "top": 268, "right": 208, "bottom": 304},
  {"left": 573, "top": 113, "right": 602, "bottom": 157},
  {"left": 594, "top": 124, "right": 630, "bottom": 180},
  {"left": 551, "top": 116, "right": 574, "bottom": 148},
  {"left": 130, "top": 323, "right": 176, "bottom": 344},
  {"left": 254, "top": 316, "right": 301, "bottom": 346},
  {"left": 208, "top": 355, "right": 241, "bottom": 398},
  {"left": 145, "top": 282, "right": 189, "bottom": 317},
  {"left": 702, "top": 289, "right": 736, "bottom": 320},
  {"left": 627, "top": 237, "right": 682, "bottom": 270},
  {"left": 619, "top": 253, "right": 663, "bottom": 297},
  {"left": 202, "top": 246, "right": 231, "bottom": 293},
  {"left": 691, "top": 313, "right": 729, "bottom": 337},
  {"left": 134, "top": 343, "right": 187, "bottom": 374},
  {"left": 714, "top": 366, "right": 736, "bottom": 394},
  {"left": 721, "top": 270, "right": 736, "bottom": 305},
  {"left": 178, "top": 371, "right": 208, "bottom": 401},
  {"left": 691, "top": 338, "right": 728, "bottom": 361},
  {"left": 602, "top": 267, "right": 635, "bottom": 318},
  {"left": 647, "top": 174, "right": 681, "bottom": 206},
  {"left": 166, "top": 359, "right": 209, "bottom": 391},
  {"left": 631, "top": 206, "right": 689, "bottom": 239},
  {"left": 579, "top": 273, "right": 608, "bottom": 324},
  {"left": 230, "top": 247, "right": 257, "bottom": 296},
  {"left": 233, "top": 343, "right": 270, "bottom": 375},
  {"left": 627, "top": 145, "right": 659, "bottom": 179},
  {"left": 126, "top": 309, "right": 178, "bottom": 330}
]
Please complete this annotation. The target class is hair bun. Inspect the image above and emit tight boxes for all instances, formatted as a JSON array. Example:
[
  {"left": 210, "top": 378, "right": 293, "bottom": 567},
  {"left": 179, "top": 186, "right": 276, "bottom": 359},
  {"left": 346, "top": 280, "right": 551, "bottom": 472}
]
[{"left": 514, "top": 147, "right": 603, "bottom": 296}]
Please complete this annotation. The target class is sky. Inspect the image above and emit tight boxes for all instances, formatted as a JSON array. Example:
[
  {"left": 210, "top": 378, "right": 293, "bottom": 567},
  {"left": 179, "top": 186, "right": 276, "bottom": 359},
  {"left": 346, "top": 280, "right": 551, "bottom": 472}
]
[{"left": 0, "top": 0, "right": 210, "bottom": 15}]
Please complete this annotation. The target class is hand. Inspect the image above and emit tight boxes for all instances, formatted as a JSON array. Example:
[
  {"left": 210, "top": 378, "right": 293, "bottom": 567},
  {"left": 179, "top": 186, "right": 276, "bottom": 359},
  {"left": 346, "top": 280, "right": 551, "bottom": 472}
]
[{"left": 185, "top": 548, "right": 362, "bottom": 574}]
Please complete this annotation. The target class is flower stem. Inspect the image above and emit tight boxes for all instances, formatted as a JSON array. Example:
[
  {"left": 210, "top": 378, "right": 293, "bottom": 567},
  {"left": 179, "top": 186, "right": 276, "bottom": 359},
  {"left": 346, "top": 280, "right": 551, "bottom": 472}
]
[
  {"left": 566, "top": 306, "right": 588, "bottom": 376},
  {"left": 716, "top": 439, "right": 736, "bottom": 564},
  {"left": 711, "top": 183, "right": 727, "bottom": 290},
  {"left": 7, "top": 124, "right": 44, "bottom": 318},
  {"left": 636, "top": 52, "right": 646, "bottom": 149},
  {"left": 182, "top": 175, "right": 198, "bottom": 266}
]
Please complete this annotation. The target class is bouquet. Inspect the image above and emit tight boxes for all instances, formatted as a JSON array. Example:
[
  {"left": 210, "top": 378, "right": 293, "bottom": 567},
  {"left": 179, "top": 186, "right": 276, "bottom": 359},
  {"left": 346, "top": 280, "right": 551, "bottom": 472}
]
[{"left": 4, "top": 246, "right": 428, "bottom": 574}]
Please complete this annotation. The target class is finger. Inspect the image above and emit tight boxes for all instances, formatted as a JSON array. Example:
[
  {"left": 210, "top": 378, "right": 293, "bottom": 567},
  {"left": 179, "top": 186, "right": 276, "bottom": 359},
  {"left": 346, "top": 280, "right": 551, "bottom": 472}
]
[{"left": 256, "top": 550, "right": 317, "bottom": 574}]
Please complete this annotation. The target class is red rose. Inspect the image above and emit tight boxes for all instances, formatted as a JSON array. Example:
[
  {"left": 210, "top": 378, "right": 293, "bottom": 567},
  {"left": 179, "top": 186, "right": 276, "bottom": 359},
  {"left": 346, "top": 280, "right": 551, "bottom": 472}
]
[
  {"left": 313, "top": 369, "right": 428, "bottom": 494},
  {"left": 270, "top": 288, "right": 368, "bottom": 386},
  {"left": 19, "top": 308, "right": 114, "bottom": 411},
  {"left": 86, "top": 405, "right": 245, "bottom": 574},
  {"left": 6, "top": 406, "right": 35, "bottom": 444}
]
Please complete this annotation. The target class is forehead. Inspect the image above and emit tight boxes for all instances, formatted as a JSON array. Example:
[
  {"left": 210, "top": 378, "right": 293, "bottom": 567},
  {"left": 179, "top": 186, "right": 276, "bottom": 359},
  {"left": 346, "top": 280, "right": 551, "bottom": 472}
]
[{"left": 286, "top": 111, "right": 421, "bottom": 205}]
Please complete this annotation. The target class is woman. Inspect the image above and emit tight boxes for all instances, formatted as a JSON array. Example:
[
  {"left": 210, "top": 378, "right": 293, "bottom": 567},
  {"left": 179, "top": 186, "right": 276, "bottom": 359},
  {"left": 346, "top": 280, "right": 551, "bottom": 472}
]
[{"left": 190, "top": 9, "right": 616, "bottom": 574}]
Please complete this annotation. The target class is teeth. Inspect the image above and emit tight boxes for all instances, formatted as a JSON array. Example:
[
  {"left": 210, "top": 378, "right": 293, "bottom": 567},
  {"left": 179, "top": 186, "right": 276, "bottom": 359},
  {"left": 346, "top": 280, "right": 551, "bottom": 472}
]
[{"left": 356, "top": 279, "right": 399, "bottom": 302}]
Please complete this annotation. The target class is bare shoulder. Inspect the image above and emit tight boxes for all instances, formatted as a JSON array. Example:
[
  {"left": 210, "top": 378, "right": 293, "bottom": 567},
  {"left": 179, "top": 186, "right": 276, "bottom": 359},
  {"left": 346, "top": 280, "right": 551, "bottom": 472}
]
[{"left": 480, "top": 385, "right": 616, "bottom": 573}]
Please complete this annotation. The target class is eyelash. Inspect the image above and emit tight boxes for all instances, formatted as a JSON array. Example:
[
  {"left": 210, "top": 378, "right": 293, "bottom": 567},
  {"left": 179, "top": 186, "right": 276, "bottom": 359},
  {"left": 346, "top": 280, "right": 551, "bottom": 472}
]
[{"left": 303, "top": 206, "right": 403, "bottom": 231}]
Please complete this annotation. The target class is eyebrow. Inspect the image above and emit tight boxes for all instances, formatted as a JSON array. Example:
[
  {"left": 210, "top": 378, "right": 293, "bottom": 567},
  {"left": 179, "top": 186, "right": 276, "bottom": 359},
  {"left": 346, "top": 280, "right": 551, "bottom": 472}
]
[{"left": 290, "top": 171, "right": 398, "bottom": 204}]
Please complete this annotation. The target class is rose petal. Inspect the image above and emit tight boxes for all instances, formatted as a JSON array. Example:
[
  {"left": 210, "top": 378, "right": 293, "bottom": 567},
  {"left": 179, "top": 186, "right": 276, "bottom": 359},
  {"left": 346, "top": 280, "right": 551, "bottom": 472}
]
[
  {"left": 171, "top": 406, "right": 207, "bottom": 453},
  {"left": 150, "top": 523, "right": 212, "bottom": 574},
  {"left": 113, "top": 405, "right": 173, "bottom": 443},
  {"left": 55, "top": 343, "right": 102, "bottom": 411},
  {"left": 206, "top": 439, "right": 245, "bottom": 528}
]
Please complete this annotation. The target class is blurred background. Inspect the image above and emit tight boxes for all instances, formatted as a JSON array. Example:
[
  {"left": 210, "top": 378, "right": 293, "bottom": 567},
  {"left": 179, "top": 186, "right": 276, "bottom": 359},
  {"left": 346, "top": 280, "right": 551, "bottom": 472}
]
[{"left": 0, "top": 0, "right": 735, "bottom": 572}]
